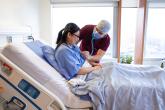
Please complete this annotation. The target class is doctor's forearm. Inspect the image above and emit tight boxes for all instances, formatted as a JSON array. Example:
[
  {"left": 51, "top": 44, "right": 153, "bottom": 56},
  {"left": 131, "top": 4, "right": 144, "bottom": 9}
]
[
  {"left": 88, "top": 55, "right": 102, "bottom": 62},
  {"left": 87, "top": 49, "right": 105, "bottom": 62}
]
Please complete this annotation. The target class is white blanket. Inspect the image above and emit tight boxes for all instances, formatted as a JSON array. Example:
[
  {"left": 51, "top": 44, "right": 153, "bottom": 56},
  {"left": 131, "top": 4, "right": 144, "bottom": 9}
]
[{"left": 70, "top": 63, "right": 165, "bottom": 110}]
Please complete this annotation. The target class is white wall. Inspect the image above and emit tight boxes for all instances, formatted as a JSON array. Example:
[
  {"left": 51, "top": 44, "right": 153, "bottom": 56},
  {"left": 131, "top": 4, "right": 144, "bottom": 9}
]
[
  {"left": 0, "top": 0, "right": 40, "bottom": 39},
  {"left": 39, "top": 0, "right": 52, "bottom": 44}
]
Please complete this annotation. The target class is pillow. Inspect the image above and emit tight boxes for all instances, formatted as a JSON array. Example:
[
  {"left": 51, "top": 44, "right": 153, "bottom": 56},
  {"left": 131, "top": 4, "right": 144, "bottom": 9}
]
[
  {"left": 42, "top": 46, "right": 59, "bottom": 71},
  {"left": 25, "top": 40, "right": 45, "bottom": 59}
]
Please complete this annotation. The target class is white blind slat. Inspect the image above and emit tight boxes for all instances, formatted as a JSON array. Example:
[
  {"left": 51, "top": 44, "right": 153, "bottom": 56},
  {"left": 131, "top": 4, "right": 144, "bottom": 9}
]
[
  {"left": 51, "top": 0, "right": 119, "bottom": 4},
  {"left": 122, "top": 0, "right": 139, "bottom": 8},
  {"left": 52, "top": 3, "right": 118, "bottom": 7},
  {"left": 148, "top": 0, "right": 165, "bottom": 8}
]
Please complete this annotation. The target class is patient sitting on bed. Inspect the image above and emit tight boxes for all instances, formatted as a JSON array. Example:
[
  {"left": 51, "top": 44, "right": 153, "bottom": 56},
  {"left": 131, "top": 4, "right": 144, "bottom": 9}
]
[{"left": 53, "top": 23, "right": 101, "bottom": 80}]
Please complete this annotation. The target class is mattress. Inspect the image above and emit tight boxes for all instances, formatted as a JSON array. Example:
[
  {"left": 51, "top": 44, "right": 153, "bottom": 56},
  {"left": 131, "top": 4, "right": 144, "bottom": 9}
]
[{"left": 1, "top": 42, "right": 92, "bottom": 109}]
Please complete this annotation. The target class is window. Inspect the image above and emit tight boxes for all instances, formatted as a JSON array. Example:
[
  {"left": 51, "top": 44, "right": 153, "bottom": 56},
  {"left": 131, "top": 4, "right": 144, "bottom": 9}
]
[
  {"left": 120, "top": 8, "right": 137, "bottom": 57},
  {"left": 144, "top": 8, "right": 165, "bottom": 58},
  {"left": 51, "top": 6, "right": 114, "bottom": 56}
]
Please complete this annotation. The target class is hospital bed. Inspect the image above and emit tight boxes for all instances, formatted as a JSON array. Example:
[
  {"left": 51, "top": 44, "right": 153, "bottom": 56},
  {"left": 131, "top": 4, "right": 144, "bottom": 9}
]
[{"left": 0, "top": 41, "right": 92, "bottom": 110}]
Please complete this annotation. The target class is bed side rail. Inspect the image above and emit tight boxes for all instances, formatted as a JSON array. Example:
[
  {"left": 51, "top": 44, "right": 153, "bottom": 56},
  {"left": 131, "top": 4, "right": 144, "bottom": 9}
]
[{"left": 0, "top": 53, "right": 66, "bottom": 110}]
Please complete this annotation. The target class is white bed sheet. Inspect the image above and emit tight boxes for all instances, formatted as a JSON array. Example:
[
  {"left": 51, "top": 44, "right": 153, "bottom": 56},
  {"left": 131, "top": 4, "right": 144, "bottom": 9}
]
[{"left": 1, "top": 43, "right": 92, "bottom": 109}]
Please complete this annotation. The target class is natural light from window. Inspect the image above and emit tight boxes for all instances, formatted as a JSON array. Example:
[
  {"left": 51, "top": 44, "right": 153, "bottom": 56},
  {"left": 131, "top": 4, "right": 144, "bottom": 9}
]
[
  {"left": 51, "top": 6, "right": 113, "bottom": 57},
  {"left": 144, "top": 8, "right": 165, "bottom": 58},
  {"left": 120, "top": 8, "right": 137, "bottom": 57}
]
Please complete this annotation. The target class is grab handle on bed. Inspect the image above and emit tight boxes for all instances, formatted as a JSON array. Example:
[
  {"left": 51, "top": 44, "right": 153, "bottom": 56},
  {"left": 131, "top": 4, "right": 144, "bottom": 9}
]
[
  {"left": 3, "top": 96, "right": 26, "bottom": 110},
  {"left": 27, "top": 36, "right": 34, "bottom": 42}
]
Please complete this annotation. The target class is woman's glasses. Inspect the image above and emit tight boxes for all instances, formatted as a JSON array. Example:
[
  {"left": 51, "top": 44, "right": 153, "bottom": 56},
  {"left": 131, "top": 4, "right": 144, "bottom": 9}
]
[{"left": 72, "top": 33, "right": 80, "bottom": 38}]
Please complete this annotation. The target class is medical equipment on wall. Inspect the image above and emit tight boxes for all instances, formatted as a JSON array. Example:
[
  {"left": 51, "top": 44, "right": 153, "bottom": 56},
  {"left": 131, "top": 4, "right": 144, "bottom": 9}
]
[{"left": 0, "top": 27, "right": 34, "bottom": 48}]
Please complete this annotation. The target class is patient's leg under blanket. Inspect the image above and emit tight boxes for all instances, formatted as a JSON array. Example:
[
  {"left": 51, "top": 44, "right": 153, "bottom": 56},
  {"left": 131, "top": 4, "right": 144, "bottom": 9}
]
[{"left": 71, "top": 63, "right": 165, "bottom": 110}]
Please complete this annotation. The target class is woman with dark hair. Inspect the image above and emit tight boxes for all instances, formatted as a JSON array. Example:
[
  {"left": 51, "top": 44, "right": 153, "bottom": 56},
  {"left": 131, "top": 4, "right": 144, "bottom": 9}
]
[{"left": 54, "top": 23, "right": 101, "bottom": 80}]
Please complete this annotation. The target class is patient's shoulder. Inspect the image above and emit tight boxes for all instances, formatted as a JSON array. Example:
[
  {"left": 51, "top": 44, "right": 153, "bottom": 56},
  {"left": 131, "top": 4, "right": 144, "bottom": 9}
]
[{"left": 57, "top": 44, "right": 76, "bottom": 55}]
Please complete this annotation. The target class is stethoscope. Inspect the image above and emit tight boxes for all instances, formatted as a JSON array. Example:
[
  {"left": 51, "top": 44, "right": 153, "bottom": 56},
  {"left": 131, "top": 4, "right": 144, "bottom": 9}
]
[
  {"left": 90, "top": 32, "right": 107, "bottom": 55},
  {"left": 91, "top": 33, "right": 95, "bottom": 55}
]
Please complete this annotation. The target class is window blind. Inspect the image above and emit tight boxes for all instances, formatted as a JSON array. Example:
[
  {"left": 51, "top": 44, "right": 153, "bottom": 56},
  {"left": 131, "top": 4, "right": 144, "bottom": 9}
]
[
  {"left": 50, "top": 0, "right": 118, "bottom": 7},
  {"left": 148, "top": 0, "right": 165, "bottom": 8}
]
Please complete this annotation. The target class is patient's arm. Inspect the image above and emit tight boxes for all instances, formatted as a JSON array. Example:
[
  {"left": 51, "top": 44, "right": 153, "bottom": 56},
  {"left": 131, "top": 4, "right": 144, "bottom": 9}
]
[
  {"left": 77, "top": 65, "right": 101, "bottom": 75},
  {"left": 81, "top": 49, "right": 105, "bottom": 62}
]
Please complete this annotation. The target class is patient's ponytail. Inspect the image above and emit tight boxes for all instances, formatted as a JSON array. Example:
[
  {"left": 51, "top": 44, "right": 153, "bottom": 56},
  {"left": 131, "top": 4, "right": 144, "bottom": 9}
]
[
  {"left": 55, "top": 23, "right": 80, "bottom": 50},
  {"left": 56, "top": 28, "right": 64, "bottom": 44},
  {"left": 55, "top": 28, "right": 66, "bottom": 50}
]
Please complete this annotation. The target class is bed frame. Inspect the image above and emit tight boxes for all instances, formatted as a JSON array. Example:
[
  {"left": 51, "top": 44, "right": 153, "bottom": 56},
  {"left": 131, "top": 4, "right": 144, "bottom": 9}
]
[
  {"left": 0, "top": 53, "right": 67, "bottom": 110},
  {"left": 0, "top": 50, "right": 92, "bottom": 110}
]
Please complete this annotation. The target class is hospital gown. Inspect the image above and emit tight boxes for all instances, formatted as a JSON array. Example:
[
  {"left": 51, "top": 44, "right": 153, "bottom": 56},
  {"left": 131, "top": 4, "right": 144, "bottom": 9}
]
[{"left": 54, "top": 43, "right": 85, "bottom": 80}]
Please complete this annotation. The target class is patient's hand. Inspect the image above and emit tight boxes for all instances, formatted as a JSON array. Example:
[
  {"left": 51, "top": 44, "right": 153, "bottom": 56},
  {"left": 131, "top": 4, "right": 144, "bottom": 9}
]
[{"left": 94, "top": 65, "right": 102, "bottom": 70}]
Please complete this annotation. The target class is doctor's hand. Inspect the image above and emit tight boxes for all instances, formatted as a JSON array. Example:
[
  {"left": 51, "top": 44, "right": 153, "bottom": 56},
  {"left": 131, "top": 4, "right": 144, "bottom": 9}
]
[
  {"left": 81, "top": 51, "right": 90, "bottom": 60},
  {"left": 88, "top": 61, "right": 101, "bottom": 66}
]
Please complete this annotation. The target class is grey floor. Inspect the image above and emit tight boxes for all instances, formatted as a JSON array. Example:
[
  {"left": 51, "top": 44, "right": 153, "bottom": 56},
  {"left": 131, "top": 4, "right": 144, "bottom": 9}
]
[
  {"left": 0, "top": 97, "right": 6, "bottom": 110},
  {"left": 0, "top": 104, "right": 4, "bottom": 110}
]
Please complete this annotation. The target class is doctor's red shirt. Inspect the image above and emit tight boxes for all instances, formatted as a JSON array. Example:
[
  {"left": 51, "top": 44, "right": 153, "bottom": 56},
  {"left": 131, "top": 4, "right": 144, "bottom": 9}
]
[{"left": 79, "top": 25, "right": 110, "bottom": 55}]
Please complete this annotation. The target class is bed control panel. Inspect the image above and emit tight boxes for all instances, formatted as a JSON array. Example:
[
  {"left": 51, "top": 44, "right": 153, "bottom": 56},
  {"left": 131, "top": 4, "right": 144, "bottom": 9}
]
[
  {"left": 0, "top": 60, "right": 12, "bottom": 76},
  {"left": 18, "top": 79, "right": 40, "bottom": 99}
]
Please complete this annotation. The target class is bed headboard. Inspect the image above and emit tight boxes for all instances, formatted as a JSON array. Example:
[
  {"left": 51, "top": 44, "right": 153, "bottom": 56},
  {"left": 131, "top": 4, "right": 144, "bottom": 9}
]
[{"left": 0, "top": 26, "right": 33, "bottom": 47}]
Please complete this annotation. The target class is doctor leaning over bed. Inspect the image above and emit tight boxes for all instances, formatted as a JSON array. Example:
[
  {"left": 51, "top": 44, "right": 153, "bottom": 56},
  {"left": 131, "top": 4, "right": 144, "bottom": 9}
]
[
  {"left": 79, "top": 20, "right": 111, "bottom": 66},
  {"left": 43, "top": 22, "right": 165, "bottom": 110}
]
